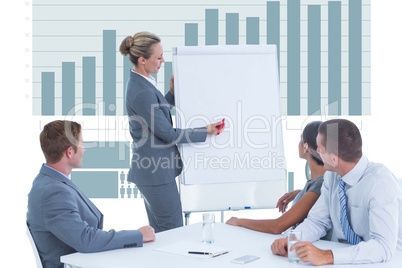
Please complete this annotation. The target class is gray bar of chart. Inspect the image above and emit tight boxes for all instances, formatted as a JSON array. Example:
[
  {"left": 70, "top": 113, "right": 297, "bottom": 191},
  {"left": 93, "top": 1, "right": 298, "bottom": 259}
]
[
  {"left": 226, "top": 13, "right": 239, "bottom": 45},
  {"left": 82, "top": 141, "right": 130, "bottom": 168},
  {"left": 266, "top": 1, "right": 280, "bottom": 65},
  {"left": 41, "top": 72, "right": 55, "bottom": 115},
  {"left": 288, "top": 172, "right": 294, "bottom": 192},
  {"left": 308, "top": 5, "right": 321, "bottom": 115},
  {"left": 246, "top": 17, "right": 260, "bottom": 44},
  {"left": 205, "top": 9, "right": 218, "bottom": 45},
  {"left": 287, "top": 0, "right": 301, "bottom": 115},
  {"left": 123, "top": 56, "right": 131, "bottom": 115},
  {"left": 185, "top": 23, "right": 198, "bottom": 46},
  {"left": 82, "top": 57, "right": 96, "bottom": 116},
  {"left": 103, "top": 30, "right": 116, "bottom": 115},
  {"left": 164, "top": 61, "right": 174, "bottom": 115},
  {"left": 328, "top": 1, "right": 342, "bottom": 115},
  {"left": 71, "top": 171, "right": 118, "bottom": 198},
  {"left": 349, "top": 0, "right": 362, "bottom": 115},
  {"left": 164, "top": 62, "right": 173, "bottom": 95},
  {"left": 62, "top": 62, "right": 75, "bottom": 115}
]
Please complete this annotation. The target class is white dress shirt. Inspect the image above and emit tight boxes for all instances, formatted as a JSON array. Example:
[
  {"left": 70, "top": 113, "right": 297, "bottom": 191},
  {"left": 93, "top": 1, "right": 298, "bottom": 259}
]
[
  {"left": 295, "top": 155, "right": 402, "bottom": 264},
  {"left": 44, "top": 163, "right": 71, "bottom": 180},
  {"left": 131, "top": 69, "right": 157, "bottom": 87}
]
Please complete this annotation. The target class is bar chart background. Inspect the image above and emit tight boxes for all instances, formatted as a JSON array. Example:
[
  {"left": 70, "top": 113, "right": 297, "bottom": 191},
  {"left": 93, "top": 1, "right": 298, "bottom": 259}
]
[{"left": 32, "top": 0, "right": 371, "bottom": 117}]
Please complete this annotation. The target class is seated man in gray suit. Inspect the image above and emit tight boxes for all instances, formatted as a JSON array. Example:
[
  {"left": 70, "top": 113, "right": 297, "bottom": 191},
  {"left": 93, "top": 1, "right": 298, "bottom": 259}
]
[{"left": 27, "top": 120, "right": 155, "bottom": 268}]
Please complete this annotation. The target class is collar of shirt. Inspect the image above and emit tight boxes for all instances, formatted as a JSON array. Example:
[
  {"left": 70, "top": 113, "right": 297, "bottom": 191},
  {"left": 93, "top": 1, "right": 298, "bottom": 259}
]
[
  {"left": 131, "top": 69, "right": 157, "bottom": 87},
  {"left": 44, "top": 163, "right": 71, "bottom": 180},
  {"left": 340, "top": 155, "right": 368, "bottom": 187}
]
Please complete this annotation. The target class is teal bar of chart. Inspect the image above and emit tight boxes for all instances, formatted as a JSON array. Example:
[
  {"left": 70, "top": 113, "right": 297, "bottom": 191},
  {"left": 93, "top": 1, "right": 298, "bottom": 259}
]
[
  {"left": 288, "top": 172, "right": 294, "bottom": 192},
  {"left": 226, "top": 13, "right": 239, "bottom": 45},
  {"left": 71, "top": 171, "right": 118, "bottom": 198},
  {"left": 205, "top": 9, "right": 218, "bottom": 45},
  {"left": 82, "top": 57, "right": 96, "bottom": 116},
  {"left": 185, "top": 23, "right": 198, "bottom": 46},
  {"left": 308, "top": 5, "right": 321, "bottom": 115},
  {"left": 164, "top": 62, "right": 173, "bottom": 95},
  {"left": 349, "top": 0, "right": 363, "bottom": 115},
  {"left": 123, "top": 56, "right": 131, "bottom": 116},
  {"left": 82, "top": 141, "right": 130, "bottom": 168},
  {"left": 266, "top": 1, "right": 280, "bottom": 64},
  {"left": 287, "top": 0, "right": 301, "bottom": 115},
  {"left": 328, "top": 1, "right": 342, "bottom": 115},
  {"left": 32, "top": 0, "right": 370, "bottom": 116},
  {"left": 246, "top": 17, "right": 260, "bottom": 45},
  {"left": 41, "top": 72, "right": 54, "bottom": 116},
  {"left": 62, "top": 62, "right": 75, "bottom": 116},
  {"left": 164, "top": 61, "right": 174, "bottom": 115},
  {"left": 103, "top": 30, "right": 116, "bottom": 115}
]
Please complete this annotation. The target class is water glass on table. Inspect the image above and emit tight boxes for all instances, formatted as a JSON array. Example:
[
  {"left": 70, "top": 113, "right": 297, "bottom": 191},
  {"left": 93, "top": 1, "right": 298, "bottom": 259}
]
[
  {"left": 202, "top": 213, "right": 215, "bottom": 244},
  {"left": 288, "top": 230, "right": 302, "bottom": 263}
]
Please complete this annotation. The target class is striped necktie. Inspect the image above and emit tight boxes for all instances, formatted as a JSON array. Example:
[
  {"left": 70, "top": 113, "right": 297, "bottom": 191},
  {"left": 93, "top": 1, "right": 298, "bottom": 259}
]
[{"left": 338, "top": 179, "right": 362, "bottom": 245}]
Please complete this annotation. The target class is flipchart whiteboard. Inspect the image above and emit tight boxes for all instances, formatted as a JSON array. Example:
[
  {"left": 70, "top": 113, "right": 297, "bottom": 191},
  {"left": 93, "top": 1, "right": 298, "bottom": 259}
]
[{"left": 172, "top": 45, "right": 286, "bottom": 212}]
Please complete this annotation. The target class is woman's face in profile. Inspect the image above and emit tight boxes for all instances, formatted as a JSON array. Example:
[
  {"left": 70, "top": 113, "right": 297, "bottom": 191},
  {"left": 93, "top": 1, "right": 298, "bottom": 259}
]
[
  {"left": 298, "top": 134, "right": 307, "bottom": 160},
  {"left": 144, "top": 42, "right": 165, "bottom": 74}
]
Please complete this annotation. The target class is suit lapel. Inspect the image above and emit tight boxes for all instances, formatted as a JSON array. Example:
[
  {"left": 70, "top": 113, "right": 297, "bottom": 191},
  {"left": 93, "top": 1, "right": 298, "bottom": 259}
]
[
  {"left": 40, "top": 165, "right": 103, "bottom": 227},
  {"left": 132, "top": 71, "right": 173, "bottom": 125},
  {"left": 63, "top": 179, "right": 103, "bottom": 226},
  {"left": 154, "top": 89, "right": 173, "bottom": 125}
]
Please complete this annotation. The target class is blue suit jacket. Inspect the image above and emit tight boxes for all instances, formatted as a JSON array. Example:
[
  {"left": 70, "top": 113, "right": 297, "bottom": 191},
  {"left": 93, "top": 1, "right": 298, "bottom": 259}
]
[
  {"left": 126, "top": 71, "right": 207, "bottom": 186},
  {"left": 27, "top": 164, "right": 143, "bottom": 268}
]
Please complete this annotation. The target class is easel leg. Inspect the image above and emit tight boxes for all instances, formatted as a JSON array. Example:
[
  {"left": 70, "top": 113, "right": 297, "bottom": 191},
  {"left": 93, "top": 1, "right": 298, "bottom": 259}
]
[{"left": 184, "top": 212, "right": 191, "bottom": 226}]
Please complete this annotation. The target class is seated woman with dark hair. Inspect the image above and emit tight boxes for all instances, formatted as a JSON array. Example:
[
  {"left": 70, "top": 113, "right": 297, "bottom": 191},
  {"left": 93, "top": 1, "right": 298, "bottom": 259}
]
[{"left": 226, "top": 121, "right": 325, "bottom": 234}]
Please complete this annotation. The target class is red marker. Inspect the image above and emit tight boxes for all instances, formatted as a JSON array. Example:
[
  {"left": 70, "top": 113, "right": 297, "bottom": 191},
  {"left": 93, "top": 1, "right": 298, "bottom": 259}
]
[{"left": 217, "top": 118, "right": 225, "bottom": 135}]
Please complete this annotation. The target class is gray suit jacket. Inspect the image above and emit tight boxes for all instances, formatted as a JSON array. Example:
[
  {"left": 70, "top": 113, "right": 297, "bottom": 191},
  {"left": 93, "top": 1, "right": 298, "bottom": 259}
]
[
  {"left": 126, "top": 71, "right": 207, "bottom": 186},
  {"left": 27, "top": 164, "right": 143, "bottom": 268}
]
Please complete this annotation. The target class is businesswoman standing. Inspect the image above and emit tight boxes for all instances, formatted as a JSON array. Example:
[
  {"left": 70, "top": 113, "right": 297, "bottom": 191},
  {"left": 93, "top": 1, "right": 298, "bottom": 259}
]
[
  {"left": 120, "top": 32, "right": 222, "bottom": 232},
  {"left": 226, "top": 121, "right": 325, "bottom": 234}
]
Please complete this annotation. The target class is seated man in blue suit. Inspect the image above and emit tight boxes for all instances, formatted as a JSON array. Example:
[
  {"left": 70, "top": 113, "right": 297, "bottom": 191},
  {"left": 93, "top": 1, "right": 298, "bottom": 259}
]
[{"left": 27, "top": 120, "right": 155, "bottom": 268}]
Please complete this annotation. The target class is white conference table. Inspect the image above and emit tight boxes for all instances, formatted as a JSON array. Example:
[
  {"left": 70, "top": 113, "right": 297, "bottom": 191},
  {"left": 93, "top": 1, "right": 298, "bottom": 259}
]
[{"left": 61, "top": 222, "right": 402, "bottom": 268}]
